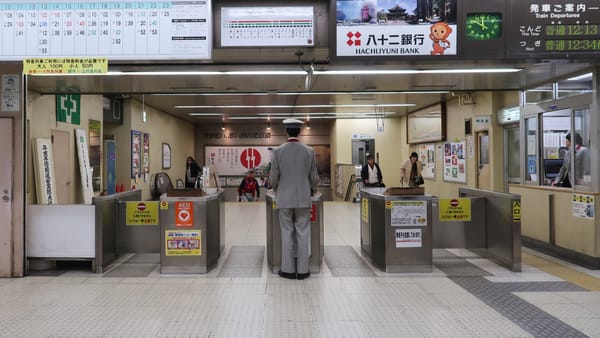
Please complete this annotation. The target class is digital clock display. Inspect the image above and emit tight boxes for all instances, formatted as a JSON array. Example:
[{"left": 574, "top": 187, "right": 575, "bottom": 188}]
[
  {"left": 546, "top": 39, "right": 600, "bottom": 51},
  {"left": 545, "top": 25, "right": 600, "bottom": 37}
]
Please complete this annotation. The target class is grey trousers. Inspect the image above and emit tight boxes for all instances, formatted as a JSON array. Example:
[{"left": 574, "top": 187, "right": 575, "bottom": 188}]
[{"left": 278, "top": 208, "right": 310, "bottom": 274}]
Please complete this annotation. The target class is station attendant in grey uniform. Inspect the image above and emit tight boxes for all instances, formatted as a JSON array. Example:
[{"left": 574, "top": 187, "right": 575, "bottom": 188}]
[{"left": 269, "top": 118, "right": 320, "bottom": 280}]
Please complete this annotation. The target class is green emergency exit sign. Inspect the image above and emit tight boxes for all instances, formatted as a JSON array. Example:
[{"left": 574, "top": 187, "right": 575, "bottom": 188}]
[{"left": 56, "top": 94, "right": 80, "bottom": 125}]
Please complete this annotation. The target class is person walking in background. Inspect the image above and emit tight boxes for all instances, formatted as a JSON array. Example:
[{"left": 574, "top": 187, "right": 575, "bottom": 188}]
[
  {"left": 270, "top": 118, "right": 320, "bottom": 280},
  {"left": 184, "top": 156, "right": 201, "bottom": 188},
  {"left": 238, "top": 169, "right": 260, "bottom": 201},
  {"left": 360, "top": 154, "right": 384, "bottom": 187},
  {"left": 400, "top": 152, "right": 424, "bottom": 187}
]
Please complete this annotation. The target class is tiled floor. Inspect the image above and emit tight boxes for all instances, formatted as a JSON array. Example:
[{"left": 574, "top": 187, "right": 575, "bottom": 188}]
[{"left": 2, "top": 201, "right": 600, "bottom": 337}]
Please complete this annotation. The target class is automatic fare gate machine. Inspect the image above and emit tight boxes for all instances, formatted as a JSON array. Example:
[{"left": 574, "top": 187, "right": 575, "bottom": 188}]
[
  {"left": 360, "top": 187, "right": 432, "bottom": 272},
  {"left": 159, "top": 189, "right": 225, "bottom": 273},
  {"left": 266, "top": 191, "right": 324, "bottom": 274}
]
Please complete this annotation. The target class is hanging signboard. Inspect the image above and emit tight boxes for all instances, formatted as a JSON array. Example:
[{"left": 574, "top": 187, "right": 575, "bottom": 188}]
[
  {"left": 335, "top": 0, "right": 458, "bottom": 57},
  {"left": 221, "top": 6, "right": 314, "bottom": 47},
  {"left": 508, "top": 0, "right": 600, "bottom": 57},
  {"left": 0, "top": 1, "right": 212, "bottom": 61}
]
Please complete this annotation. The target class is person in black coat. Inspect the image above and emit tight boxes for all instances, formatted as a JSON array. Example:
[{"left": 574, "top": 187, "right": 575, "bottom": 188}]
[
  {"left": 360, "top": 154, "right": 384, "bottom": 187},
  {"left": 185, "top": 156, "right": 201, "bottom": 188}
]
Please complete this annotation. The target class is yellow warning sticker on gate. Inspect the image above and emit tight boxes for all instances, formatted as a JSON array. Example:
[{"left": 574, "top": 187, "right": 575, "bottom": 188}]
[
  {"left": 512, "top": 200, "right": 521, "bottom": 222},
  {"left": 361, "top": 198, "right": 369, "bottom": 222},
  {"left": 160, "top": 201, "right": 169, "bottom": 210},
  {"left": 439, "top": 198, "right": 471, "bottom": 221}
]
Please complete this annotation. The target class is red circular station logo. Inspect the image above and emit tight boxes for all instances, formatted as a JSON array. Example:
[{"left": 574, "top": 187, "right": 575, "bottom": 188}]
[
  {"left": 450, "top": 199, "right": 459, "bottom": 207},
  {"left": 240, "top": 148, "right": 261, "bottom": 169},
  {"left": 137, "top": 203, "right": 147, "bottom": 211}
]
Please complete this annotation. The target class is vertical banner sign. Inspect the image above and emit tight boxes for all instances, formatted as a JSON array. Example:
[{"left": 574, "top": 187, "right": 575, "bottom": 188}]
[
  {"left": 175, "top": 202, "right": 194, "bottom": 228},
  {"left": 32, "top": 138, "right": 57, "bottom": 204},
  {"left": 142, "top": 133, "right": 150, "bottom": 182},
  {"left": 75, "top": 128, "right": 94, "bottom": 204},
  {"left": 131, "top": 131, "right": 142, "bottom": 179},
  {"left": 56, "top": 94, "right": 81, "bottom": 125}
]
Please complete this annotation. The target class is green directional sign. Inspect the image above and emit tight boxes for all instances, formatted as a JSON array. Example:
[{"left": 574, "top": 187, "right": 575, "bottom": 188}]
[{"left": 56, "top": 94, "right": 81, "bottom": 125}]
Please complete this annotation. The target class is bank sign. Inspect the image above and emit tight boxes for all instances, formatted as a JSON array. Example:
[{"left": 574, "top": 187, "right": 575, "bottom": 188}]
[{"left": 336, "top": 24, "right": 457, "bottom": 56}]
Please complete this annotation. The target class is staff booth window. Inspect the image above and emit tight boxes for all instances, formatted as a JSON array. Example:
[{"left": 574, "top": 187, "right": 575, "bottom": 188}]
[{"left": 523, "top": 104, "right": 592, "bottom": 190}]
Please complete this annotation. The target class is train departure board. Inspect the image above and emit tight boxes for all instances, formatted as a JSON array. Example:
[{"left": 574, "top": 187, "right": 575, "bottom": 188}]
[
  {"left": 508, "top": 0, "right": 600, "bottom": 56},
  {"left": 0, "top": 1, "right": 212, "bottom": 61}
]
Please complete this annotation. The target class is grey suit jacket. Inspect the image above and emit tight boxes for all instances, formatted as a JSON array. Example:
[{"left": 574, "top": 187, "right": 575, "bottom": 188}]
[{"left": 269, "top": 139, "right": 320, "bottom": 209}]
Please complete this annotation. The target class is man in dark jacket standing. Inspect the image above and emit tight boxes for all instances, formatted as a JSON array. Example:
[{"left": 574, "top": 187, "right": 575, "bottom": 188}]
[
  {"left": 269, "top": 118, "right": 320, "bottom": 280},
  {"left": 360, "top": 154, "right": 384, "bottom": 187}
]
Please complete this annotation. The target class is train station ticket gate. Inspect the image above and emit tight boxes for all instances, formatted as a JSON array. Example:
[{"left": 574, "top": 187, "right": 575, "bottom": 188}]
[
  {"left": 159, "top": 189, "right": 225, "bottom": 274},
  {"left": 266, "top": 191, "right": 324, "bottom": 274}
]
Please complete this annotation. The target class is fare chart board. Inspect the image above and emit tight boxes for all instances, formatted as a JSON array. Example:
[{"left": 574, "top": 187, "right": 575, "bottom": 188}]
[
  {"left": 0, "top": 1, "right": 211, "bottom": 61},
  {"left": 509, "top": 0, "right": 600, "bottom": 56},
  {"left": 221, "top": 7, "right": 314, "bottom": 47}
]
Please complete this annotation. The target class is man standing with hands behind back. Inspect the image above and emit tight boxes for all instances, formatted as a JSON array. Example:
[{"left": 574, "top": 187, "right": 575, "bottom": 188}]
[{"left": 270, "top": 118, "right": 320, "bottom": 280}]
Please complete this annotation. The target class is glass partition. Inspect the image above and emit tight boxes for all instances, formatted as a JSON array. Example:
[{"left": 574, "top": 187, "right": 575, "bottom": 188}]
[
  {"left": 573, "top": 108, "right": 591, "bottom": 186},
  {"left": 541, "top": 109, "right": 569, "bottom": 186},
  {"left": 506, "top": 126, "right": 520, "bottom": 182}
]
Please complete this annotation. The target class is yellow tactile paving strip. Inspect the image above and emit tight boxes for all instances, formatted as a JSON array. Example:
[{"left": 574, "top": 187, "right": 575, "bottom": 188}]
[{"left": 522, "top": 251, "right": 600, "bottom": 291}]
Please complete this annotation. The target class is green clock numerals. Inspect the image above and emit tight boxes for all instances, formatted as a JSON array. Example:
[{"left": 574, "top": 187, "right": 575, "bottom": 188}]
[{"left": 466, "top": 13, "right": 502, "bottom": 40}]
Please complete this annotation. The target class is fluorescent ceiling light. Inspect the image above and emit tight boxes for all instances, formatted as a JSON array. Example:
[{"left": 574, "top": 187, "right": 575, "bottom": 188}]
[
  {"left": 33, "top": 69, "right": 519, "bottom": 76},
  {"left": 176, "top": 103, "right": 414, "bottom": 109},
  {"left": 566, "top": 72, "right": 592, "bottom": 81},
  {"left": 153, "top": 90, "right": 450, "bottom": 96},
  {"left": 314, "top": 68, "right": 521, "bottom": 75},
  {"left": 188, "top": 113, "right": 225, "bottom": 116}
]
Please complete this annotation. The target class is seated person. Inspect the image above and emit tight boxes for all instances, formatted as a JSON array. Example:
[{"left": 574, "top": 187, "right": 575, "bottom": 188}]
[{"left": 360, "top": 154, "right": 384, "bottom": 187}]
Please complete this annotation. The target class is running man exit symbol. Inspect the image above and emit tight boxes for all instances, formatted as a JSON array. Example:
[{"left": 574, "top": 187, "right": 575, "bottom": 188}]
[{"left": 56, "top": 94, "right": 81, "bottom": 125}]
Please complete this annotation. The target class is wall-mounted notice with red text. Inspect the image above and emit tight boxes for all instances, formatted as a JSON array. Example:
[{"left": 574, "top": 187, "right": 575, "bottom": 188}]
[{"left": 335, "top": 0, "right": 457, "bottom": 57}]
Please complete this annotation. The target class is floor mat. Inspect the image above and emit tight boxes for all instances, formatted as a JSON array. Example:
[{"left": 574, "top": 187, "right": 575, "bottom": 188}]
[
  {"left": 217, "top": 246, "right": 264, "bottom": 278},
  {"left": 104, "top": 253, "right": 159, "bottom": 277},
  {"left": 324, "top": 246, "right": 375, "bottom": 277},
  {"left": 433, "top": 249, "right": 492, "bottom": 277}
]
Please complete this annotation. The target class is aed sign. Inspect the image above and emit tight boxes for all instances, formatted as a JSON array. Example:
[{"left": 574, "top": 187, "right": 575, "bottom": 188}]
[
  {"left": 175, "top": 202, "right": 194, "bottom": 228},
  {"left": 125, "top": 201, "right": 159, "bottom": 226},
  {"left": 439, "top": 198, "right": 471, "bottom": 221}
]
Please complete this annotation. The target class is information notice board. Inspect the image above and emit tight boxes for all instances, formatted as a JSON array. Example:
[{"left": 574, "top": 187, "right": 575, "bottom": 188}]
[
  {"left": 508, "top": 0, "right": 600, "bottom": 57},
  {"left": 0, "top": 1, "right": 212, "bottom": 61}
]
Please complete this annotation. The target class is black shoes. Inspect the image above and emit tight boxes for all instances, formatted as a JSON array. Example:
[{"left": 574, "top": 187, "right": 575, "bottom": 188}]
[
  {"left": 278, "top": 271, "right": 296, "bottom": 280},
  {"left": 296, "top": 272, "right": 310, "bottom": 280},
  {"left": 278, "top": 271, "right": 311, "bottom": 280}
]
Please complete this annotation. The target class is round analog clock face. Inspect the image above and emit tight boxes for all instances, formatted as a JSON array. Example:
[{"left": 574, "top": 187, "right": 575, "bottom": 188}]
[{"left": 466, "top": 13, "right": 502, "bottom": 40}]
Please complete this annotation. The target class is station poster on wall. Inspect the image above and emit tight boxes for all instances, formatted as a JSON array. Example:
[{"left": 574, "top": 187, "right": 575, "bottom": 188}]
[
  {"left": 205, "top": 145, "right": 331, "bottom": 186},
  {"left": 443, "top": 140, "right": 466, "bottom": 183},
  {"left": 417, "top": 143, "right": 435, "bottom": 180}
]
